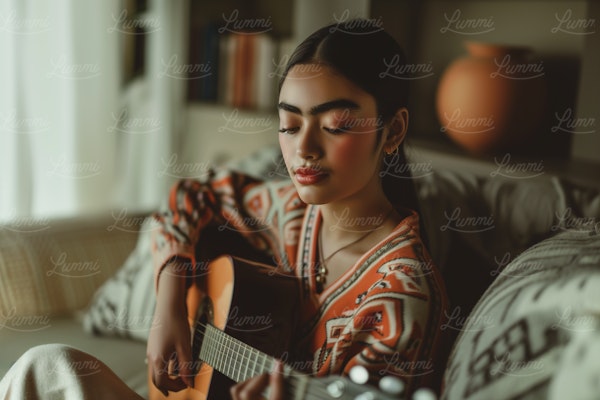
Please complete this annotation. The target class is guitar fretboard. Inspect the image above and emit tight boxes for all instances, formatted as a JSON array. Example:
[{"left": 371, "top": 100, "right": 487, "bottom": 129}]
[{"left": 199, "top": 323, "right": 277, "bottom": 383}]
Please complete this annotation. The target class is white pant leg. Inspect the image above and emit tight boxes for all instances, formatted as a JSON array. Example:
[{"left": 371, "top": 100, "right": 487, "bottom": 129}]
[{"left": 0, "top": 344, "right": 144, "bottom": 400}]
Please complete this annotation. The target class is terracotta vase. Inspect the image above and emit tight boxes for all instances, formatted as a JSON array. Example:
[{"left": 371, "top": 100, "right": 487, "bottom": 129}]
[{"left": 436, "top": 42, "right": 546, "bottom": 155}]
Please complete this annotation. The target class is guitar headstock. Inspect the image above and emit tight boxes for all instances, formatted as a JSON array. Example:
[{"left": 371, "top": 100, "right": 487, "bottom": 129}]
[
  {"left": 304, "top": 373, "right": 404, "bottom": 400},
  {"left": 302, "top": 366, "right": 438, "bottom": 400}
]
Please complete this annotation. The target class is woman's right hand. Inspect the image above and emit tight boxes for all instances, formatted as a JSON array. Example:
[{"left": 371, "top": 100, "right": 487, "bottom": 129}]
[{"left": 147, "top": 260, "right": 195, "bottom": 396}]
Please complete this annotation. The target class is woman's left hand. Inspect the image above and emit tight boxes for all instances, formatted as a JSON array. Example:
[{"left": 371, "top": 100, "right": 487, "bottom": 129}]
[{"left": 230, "top": 360, "right": 284, "bottom": 400}]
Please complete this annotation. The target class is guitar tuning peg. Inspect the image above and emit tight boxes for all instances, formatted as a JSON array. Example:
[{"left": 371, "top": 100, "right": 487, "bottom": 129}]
[
  {"left": 412, "top": 387, "right": 437, "bottom": 400},
  {"left": 348, "top": 365, "right": 370, "bottom": 385},
  {"left": 379, "top": 375, "right": 405, "bottom": 396}
]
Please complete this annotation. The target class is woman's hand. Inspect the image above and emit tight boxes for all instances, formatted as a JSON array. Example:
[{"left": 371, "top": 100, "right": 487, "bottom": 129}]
[
  {"left": 230, "top": 360, "right": 284, "bottom": 400},
  {"left": 147, "top": 260, "right": 194, "bottom": 396}
]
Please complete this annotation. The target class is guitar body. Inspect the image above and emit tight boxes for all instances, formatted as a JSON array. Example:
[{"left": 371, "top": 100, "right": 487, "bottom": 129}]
[{"left": 148, "top": 256, "right": 301, "bottom": 400}]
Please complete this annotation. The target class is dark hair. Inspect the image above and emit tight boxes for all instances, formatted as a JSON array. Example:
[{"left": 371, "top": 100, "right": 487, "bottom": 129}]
[{"left": 278, "top": 19, "right": 422, "bottom": 220}]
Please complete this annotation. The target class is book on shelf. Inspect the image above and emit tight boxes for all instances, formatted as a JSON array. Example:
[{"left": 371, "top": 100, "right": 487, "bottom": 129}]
[{"left": 189, "top": 25, "right": 284, "bottom": 112}]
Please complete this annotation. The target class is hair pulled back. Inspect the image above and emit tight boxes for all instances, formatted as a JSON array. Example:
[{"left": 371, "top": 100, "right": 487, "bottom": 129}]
[{"left": 279, "top": 19, "right": 422, "bottom": 218}]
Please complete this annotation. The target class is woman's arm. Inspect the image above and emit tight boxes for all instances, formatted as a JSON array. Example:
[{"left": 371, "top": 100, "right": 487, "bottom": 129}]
[
  {"left": 147, "top": 259, "right": 193, "bottom": 395},
  {"left": 147, "top": 169, "right": 299, "bottom": 395},
  {"left": 151, "top": 169, "right": 270, "bottom": 285}
]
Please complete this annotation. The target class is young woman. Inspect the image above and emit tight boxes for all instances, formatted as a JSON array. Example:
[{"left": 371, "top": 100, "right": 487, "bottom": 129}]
[
  {"left": 0, "top": 19, "right": 448, "bottom": 400},
  {"left": 148, "top": 19, "right": 448, "bottom": 400}
]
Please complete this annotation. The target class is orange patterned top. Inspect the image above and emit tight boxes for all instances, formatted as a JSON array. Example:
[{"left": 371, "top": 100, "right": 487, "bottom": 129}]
[{"left": 151, "top": 169, "right": 448, "bottom": 391}]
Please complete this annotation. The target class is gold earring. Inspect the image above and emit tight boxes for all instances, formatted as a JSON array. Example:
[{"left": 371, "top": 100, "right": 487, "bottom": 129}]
[{"left": 386, "top": 147, "right": 398, "bottom": 156}]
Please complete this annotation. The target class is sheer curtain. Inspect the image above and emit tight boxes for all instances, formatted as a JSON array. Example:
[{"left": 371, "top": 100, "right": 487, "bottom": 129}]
[{"left": 0, "top": 0, "right": 184, "bottom": 222}]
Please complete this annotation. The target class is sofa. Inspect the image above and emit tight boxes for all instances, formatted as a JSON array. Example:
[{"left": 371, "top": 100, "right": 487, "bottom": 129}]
[{"left": 1, "top": 146, "right": 599, "bottom": 400}]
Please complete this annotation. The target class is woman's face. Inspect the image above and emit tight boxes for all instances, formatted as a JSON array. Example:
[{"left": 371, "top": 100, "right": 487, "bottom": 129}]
[{"left": 278, "top": 64, "right": 386, "bottom": 206}]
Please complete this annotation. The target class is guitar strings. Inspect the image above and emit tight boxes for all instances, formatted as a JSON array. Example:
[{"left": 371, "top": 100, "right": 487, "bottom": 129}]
[
  {"left": 194, "top": 322, "right": 333, "bottom": 398},
  {"left": 198, "top": 323, "right": 321, "bottom": 398}
]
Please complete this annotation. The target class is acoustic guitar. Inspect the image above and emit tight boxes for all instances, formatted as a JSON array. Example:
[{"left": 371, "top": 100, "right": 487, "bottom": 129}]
[{"left": 148, "top": 255, "right": 405, "bottom": 400}]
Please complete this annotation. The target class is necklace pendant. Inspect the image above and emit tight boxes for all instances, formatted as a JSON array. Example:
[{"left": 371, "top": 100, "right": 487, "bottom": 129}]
[{"left": 315, "top": 264, "right": 327, "bottom": 285}]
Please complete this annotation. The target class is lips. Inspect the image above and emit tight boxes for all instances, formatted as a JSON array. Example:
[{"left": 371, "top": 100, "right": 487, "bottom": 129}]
[{"left": 294, "top": 166, "right": 328, "bottom": 185}]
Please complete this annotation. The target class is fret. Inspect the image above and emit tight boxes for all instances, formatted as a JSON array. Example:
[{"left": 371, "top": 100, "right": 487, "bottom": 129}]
[
  {"left": 234, "top": 339, "right": 242, "bottom": 382},
  {"left": 252, "top": 347, "right": 259, "bottom": 377},
  {"left": 261, "top": 352, "right": 269, "bottom": 375},
  {"left": 242, "top": 346, "right": 249, "bottom": 382},
  {"left": 225, "top": 331, "right": 234, "bottom": 380}
]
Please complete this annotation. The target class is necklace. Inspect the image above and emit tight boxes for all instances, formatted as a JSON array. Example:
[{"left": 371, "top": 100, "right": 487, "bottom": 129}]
[{"left": 315, "top": 208, "right": 394, "bottom": 289}]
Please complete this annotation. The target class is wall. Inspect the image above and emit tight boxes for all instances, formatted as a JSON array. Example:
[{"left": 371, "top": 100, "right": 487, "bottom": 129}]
[{"left": 570, "top": 0, "right": 600, "bottom": 163}]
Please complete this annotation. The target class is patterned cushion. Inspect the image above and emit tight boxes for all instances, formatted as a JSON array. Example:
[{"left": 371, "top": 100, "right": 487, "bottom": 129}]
[
  {"left": 82, "top": 218, "right": 156, "bottom": 342},
  {"left": 441, "top": 229, "right": 600, "bottom": 400}
]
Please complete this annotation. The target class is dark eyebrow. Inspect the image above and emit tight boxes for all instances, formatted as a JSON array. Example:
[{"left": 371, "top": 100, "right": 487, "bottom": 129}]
[{"left": 277, "top": 99, "right": 360, "bottom": 116}]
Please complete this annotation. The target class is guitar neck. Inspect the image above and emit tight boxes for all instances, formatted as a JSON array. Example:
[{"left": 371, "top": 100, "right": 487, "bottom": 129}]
[{"left": 199, "top": 323, "right": 316, "bottom": 399}]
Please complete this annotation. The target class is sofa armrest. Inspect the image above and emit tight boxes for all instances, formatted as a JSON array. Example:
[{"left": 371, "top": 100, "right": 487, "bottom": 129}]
[{"left": 0, "top": 213, "right": 146, "bottom": 319}]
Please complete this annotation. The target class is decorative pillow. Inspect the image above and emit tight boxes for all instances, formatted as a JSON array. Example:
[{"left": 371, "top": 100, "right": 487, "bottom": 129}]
[
  {"left": 441, "top": 228, "right": 600, "bottom": 400},
  {"left": 82, "top": 218, "right": 157, "bottom": 342}
]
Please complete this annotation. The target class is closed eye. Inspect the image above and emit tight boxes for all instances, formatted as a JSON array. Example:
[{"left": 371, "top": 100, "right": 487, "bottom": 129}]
[
  {"left": 324, "top": 126, "right": 351, "bottom": 134},
  {"left": 278, "top": 127, "right": 299, "bottom": 134}
]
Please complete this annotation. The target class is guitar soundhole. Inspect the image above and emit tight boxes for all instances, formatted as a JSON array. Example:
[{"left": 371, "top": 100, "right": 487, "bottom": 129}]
[{"left": 191, "top": 296, "right": 214, "bottom": 375}]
